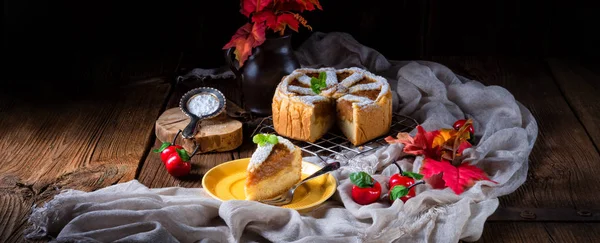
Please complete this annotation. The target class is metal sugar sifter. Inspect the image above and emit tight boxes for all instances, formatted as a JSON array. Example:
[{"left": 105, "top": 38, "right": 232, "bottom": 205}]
[{"left": 179, "top": 87, "right": 226, "bottom": 139}]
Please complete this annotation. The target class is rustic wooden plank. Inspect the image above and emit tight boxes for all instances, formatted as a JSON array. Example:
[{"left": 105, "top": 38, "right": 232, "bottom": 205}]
[
  {"left": 546, "top": 58, "right": 600, "bottom": 152},
  {"left": 543, "top": 222, "right": 600, "bottom": 242},
  {"left": 477, "top": 222, "right": 551, "bottom": 242},
  {"left": 487, "top": 207, "right": 600, "bottom": 222},
  {"left": 0, "top": 81, "right": 170, "bottom": 242},
  {"left": 477, "top": 222, "right": 600, "bottom": 242},
  {"left": 0, "top": 194, "right": 34, "bottom": 243},
  {"left": 431, "top": 57, "right": 600, "bottom": 210},
  {"left": 234, "top": 139, "right": 258, "bottom": 160}
]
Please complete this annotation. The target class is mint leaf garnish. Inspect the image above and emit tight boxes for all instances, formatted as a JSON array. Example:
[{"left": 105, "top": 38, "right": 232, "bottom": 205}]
[
  {"left": 252, "top": 134, "right": 266, "bottom": 146},
  {"left": 349, "top": 171, "right": 374, "bottom": 188},
  {"left": 267, "top": 134, "right": 278, "bottom": 145},
  {"left": 389, "top": 185, "right": 409, "bottom": 201},
  {"left": 310, "top": 72, "right": 327, "bottom": 94},
  {"left": 253, "top": 133, "right": 279, "bottom": 146}
]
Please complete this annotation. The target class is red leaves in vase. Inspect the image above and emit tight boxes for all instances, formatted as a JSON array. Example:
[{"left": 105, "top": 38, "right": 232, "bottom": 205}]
[
  {"left": 385, "top": 119, "right": 497, "bottom": 194},
  {"left": 224, "top": 0, "right": 322, "bottom": 67}
]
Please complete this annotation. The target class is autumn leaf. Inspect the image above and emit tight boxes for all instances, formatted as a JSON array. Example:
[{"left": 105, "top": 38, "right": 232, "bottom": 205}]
[
  {"left": 385, "top": 131, "right": 425, "bottom": 156},
  {"left": 222, "top": 22, "right": 267, "bottom": 67},
  {"left": 274, "top": 13, "right": 300, "bottom": 34},
  {"left": 296, "top": 0, "right": 315, "bottom": 11},
  {"left": 385, "top": 132, "right": 414, "bottom": 145},
  {"left": 223, "top": 24, "right": 250, "bottom": 50},
  {"left": 241, "top": 0, "right": 274, "bottom": 17},
  {"left": 385, "top": 125, "right": 440, "bottom": 158},
  {"left": 424, "top": 120, "right": 474, "bottom": 164},
  {"left": 276, "top": 0, "right": 321, "bottom": 12},
  {"left": 432, "top": 128, "right": 471, "bottom": 162},
  {"left": 450, "top": 119, "right": 474, "bottom": 165},
  {"left": 252, "top": 11, "right": 300, "bottom": 34},
  {"left": 432, "top": 128, "right": 454, "bottom": 149},
  {"left": 420, "top": 158, "right": 496, "bottom": 194},
  {"left": 252, "top": 10, "right": 278, "bottom": 29},
  {"left": 305, "top": 0, "right": 323, "bottom": 10}
]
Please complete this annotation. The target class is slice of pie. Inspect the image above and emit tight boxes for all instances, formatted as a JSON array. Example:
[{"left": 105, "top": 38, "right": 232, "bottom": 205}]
[{"left": 245, "top": 134, "right": 302, "bottom": 201}]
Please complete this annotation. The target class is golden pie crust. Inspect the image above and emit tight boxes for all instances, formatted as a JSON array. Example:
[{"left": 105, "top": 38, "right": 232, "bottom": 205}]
[{"left": 272, "top": 67, "right": 392, "bottom": 146}]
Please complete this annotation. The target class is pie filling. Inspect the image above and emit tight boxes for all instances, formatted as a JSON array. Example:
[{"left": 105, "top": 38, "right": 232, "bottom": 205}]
[
  {"left": 352, "top": 89, "right": 380, "bottom": 100},
  {"left": 336, "top": 99, "right": 354, "bottom": 122},
  {"left": 290, "top": 79, "right": 310, "bottom": 88},
  {"left": 336, "top": 72, "right": 352, "bottom": 81},
  {"left": 246, "top": 144, "right": 293, "bottom": 186}
]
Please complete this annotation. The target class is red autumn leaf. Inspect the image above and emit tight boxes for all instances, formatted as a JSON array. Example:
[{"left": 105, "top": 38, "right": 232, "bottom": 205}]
[
  {"left": 222, "top": 22, "right": 266, "bottom": 67},
  {"left": 252, "top": 10, "right": 278, "bottom": 30},
  {"left": 385, "top": 131, "right": 425, "bottom": 156},
  {"left": 420, "top": 158, "right": 495, "bottom": 194},
  {"left": 385, "top": 125, "right": 440, "bottom": 158},
  {"left": 456, "top": 140, "right": 472, "bottom": 155},
  {"left": 277, "top": 0, "right": 321, "bottom": 12},
  {"left": 250, "top": 23, "right": 267, "bottom": 45},
  {"left": 241, "top": 0, "right": 273, "bottom": 17},
  {"left": 222, "top": 24, "right": 250, "bottom": 50},
  {"left": 274, "top": 13, "right": 300, "bottom": 34}
]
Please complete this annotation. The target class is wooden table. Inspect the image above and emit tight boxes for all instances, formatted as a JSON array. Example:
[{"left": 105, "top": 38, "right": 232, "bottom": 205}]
[{"left": 1, "top": 57, "right": 598, "bottom": 242}]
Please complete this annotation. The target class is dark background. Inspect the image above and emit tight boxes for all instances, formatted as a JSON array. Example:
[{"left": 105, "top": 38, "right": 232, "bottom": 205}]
[{"left": 4, "top": 0, "right": 599, "bottom": 92}]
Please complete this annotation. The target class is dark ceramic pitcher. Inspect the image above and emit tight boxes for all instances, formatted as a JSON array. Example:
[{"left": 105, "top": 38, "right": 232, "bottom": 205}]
[{"left": 226, "top": 33, "right": 300, "bottom": 116}]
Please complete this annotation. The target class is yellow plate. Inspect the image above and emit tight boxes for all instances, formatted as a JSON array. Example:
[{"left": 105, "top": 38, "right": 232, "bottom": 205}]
[{"left": 202, "top": 158, "right": 337, "bottom": 212}]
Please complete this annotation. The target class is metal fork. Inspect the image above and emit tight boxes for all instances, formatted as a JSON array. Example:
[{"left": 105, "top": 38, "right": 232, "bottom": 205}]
[{"left": 259, "top": 161, "right": 341, "bottom": 206}]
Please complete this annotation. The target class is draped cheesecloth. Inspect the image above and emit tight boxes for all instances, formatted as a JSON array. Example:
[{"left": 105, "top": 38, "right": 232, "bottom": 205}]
[{"left": 26, "top": 32, "right": 538, "bottom": 243}]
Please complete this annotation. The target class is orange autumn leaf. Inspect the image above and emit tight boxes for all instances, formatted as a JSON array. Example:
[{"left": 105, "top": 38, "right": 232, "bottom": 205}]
[
  {"left": 420, "top": 158, "right": 496, "bottom": 194},
  {"left": 222, "top": 22, "right": 267, "bottom": 67},
  {"left": 432, "top": 128, "right": 455, "bottom": 148},
  {"left": 385, "top": 132, "right": 414, "bottom": 145},
  {"left": 426, "top": 120, "right": 474, "bottom": 164}
]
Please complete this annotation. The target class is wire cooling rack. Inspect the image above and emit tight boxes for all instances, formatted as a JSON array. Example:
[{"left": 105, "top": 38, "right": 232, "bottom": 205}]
[{"left": 250, "top": 113, "right": 419, "bottom": 162}]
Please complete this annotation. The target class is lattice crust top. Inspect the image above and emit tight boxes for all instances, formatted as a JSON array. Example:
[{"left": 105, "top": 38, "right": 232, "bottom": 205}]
[{"left": 277, "top": 67, "right": 390, "bottom": 107}]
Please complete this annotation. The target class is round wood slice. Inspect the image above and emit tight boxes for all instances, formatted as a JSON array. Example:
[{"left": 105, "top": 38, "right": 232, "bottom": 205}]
[{"left": 155, "top": 108, "right": 243, "bottom": 153}]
